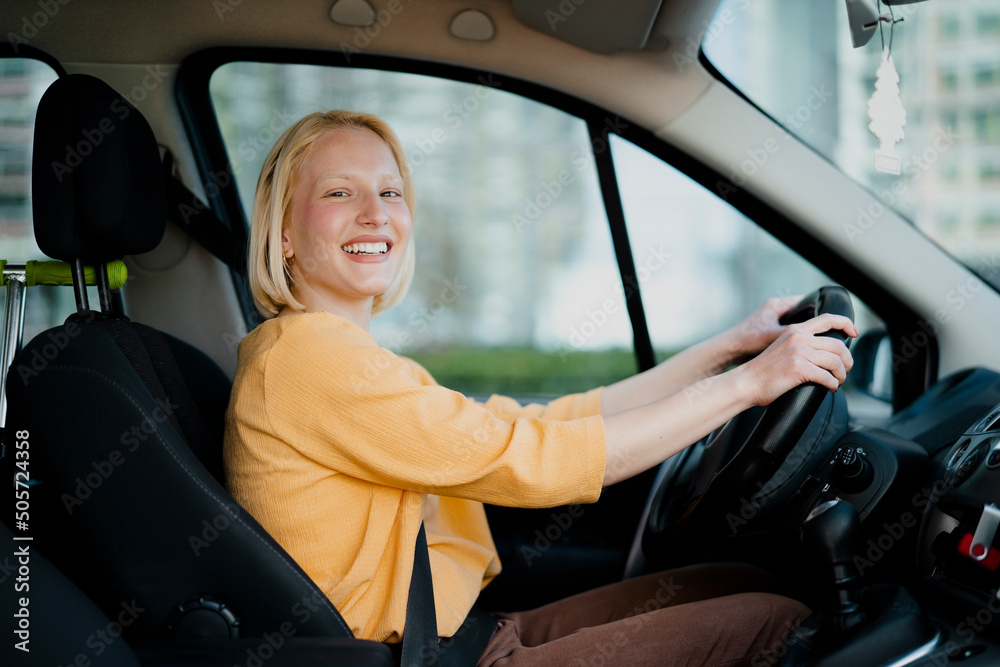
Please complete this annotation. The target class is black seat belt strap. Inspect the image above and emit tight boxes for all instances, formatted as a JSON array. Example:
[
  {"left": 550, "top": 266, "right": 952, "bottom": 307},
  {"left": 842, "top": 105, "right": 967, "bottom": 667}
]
[
  {"left": 401, "top": 522, "right": 440, "bottom": 667},
  {"left": 401, "top": 523, "right": 497, "bottom": 667},
  {"left": 161, "top": 151, "right": 244, "bottom": 271}
]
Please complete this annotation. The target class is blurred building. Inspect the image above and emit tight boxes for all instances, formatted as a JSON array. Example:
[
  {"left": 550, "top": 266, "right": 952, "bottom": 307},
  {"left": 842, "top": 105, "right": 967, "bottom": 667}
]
[{"left": 838, "top": 0, "right": 1000, "bottom": 270}]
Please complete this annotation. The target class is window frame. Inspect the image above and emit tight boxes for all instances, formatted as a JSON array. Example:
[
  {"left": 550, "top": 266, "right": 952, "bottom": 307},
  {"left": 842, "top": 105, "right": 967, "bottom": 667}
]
[
  {"left": 176, "top": 46, "right": 934, "bottom": 410},
  {"left": 0, "top": 42, "right": 67, "bottom": 77}
]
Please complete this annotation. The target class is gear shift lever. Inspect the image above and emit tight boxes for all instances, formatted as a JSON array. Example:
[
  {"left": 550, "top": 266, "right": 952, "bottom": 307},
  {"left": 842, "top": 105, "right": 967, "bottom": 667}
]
[
  {"left": 803, "top": 499, "right": 862, "bottom": 618},
  {"left": 780, "top": 500, "right": 939, "bottom": 665}
]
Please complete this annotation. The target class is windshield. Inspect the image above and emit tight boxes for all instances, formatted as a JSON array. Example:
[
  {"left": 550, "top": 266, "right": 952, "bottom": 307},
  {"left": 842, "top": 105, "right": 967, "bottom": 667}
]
[{"left": 704, "top": 0, "right": 1000, "bottom": 287}]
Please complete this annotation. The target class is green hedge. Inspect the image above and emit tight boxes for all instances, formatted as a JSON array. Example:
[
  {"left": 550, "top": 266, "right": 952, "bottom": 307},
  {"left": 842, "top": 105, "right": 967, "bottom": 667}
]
[{"left": 408, "top": 347, "right": 649, "bottom": 398}]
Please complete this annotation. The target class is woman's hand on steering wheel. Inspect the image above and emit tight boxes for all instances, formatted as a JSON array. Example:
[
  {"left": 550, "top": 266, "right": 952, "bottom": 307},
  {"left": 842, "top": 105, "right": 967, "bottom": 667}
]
[
  {"left": 734, "top": 312, "right": 858, "bottom": 408},
  {"left": 722, "top": 295, "right": 806, "bottom": 360}
]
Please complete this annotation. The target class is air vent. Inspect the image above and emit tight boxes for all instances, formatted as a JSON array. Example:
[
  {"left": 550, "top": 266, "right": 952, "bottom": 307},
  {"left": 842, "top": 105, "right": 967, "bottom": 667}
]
[
  {"left": 971, "top": 404, "right": 1000, "bottom": 434},
  {"left": 954, "top": 442, "right": 989, "bottom": 488},
  {"left": 947, "top": 438, "right": 973, "bottom": 470}
]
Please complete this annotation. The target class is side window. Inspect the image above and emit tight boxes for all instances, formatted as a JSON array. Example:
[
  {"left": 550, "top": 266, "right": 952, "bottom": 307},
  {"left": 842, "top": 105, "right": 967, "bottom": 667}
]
[
  {"left": 0, "top": 57, "right": 82, "bottom": 342},
  {"left": 210, "top": 63, "right": 634, "bottom": 397},
  {"left": 610, "top": 135, "right": 884, "bottom": 397}
]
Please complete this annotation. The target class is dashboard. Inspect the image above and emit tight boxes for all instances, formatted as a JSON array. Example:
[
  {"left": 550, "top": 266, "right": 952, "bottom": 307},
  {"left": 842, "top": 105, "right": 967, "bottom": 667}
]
[{"left": 797, "top": 367, "right": 1000, "bottom": 663}]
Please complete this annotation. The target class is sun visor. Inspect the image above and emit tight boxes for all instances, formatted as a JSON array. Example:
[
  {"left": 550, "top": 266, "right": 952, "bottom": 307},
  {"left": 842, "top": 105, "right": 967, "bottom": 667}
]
[{"left": 511, "top": 0, "right": 664, "bottom": 54}]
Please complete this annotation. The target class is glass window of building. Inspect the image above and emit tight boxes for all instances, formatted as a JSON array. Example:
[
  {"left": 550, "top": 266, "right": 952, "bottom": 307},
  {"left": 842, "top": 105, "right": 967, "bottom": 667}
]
[
  {"left": 977, "top": 12, "right": 1000, "bottom": 36},
  {"left": 704, "top": 0, "right": 1000, "bottom": 282}
]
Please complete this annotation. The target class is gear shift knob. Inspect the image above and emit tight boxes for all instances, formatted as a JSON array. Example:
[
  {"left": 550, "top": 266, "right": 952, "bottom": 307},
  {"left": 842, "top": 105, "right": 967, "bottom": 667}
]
[{"left": 803, "top": 499, "right": 862, "bottom": 616}]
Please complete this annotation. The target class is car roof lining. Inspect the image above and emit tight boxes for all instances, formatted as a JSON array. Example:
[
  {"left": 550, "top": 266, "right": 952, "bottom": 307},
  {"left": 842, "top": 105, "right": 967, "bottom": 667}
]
[{"left": 1, "top": 0, "right": 718, "bottom": 136}]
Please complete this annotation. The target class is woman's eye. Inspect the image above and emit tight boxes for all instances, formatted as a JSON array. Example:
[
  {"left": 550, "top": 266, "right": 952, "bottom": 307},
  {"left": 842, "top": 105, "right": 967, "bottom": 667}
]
[
  {"left": 381, "top": 190, "right": 402, "bottom": 198},
  {"left": 325, "top": 191, "right": 348, "bottom": 197}
]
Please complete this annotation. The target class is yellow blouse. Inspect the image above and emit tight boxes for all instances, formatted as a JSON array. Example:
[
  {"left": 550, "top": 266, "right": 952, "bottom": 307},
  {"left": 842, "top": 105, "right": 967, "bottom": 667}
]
[{"left": 224, "top": 312, "right": 606, "bottom": 642}]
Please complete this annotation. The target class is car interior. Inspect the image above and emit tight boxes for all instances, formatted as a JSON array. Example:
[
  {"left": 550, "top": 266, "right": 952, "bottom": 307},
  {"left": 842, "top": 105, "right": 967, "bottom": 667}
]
[{"left": 2, "top": 0, "right": 1000, "bottom": 665}]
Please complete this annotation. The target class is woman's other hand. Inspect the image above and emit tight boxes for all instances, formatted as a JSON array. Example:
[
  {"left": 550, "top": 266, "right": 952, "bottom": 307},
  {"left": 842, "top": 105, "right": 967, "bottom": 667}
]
[
  {"left": 719, "top": 295, "right": 805, "bottom": 361},
  {"left": 733, "top": 313, "right": 858, "bottom": 407}
]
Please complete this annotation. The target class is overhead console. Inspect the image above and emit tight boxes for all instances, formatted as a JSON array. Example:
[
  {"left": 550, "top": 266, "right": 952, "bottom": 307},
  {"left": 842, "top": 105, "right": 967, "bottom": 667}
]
[{"left": 510, "top": 0, "right": 664, "bottom": 54}]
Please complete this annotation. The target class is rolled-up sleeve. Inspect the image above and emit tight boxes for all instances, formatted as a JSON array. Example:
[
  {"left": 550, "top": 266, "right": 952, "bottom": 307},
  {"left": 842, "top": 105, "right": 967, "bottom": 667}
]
[{"left": 263, "top": 315, "right": 606, "bottom": 508}]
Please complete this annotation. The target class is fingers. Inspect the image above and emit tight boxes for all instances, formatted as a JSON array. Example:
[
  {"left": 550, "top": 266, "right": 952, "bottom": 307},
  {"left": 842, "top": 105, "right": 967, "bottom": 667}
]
[
  {"left": 790, "top": 313, "right": 859, "bottom": 339},
  {"left": 802, "top": 346, "right": 851, "bottom": 388},
  {"left": 784, "top": 326, "right": 853, "bottom": 362},
  {"left": 756, "top": 295, "right": 802, "bottom": 325},
  {"left": 771, "top": 294, "right": 804, "bottom": 316},
  {"left": 773, "top": 323, "right": 855, "bottom": 390}
]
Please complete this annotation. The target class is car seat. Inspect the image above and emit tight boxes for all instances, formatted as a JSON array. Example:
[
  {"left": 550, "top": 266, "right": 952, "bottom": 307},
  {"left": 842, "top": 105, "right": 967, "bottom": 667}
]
[{"left": 3, "top": 73, "right": 389, "bottom": 664}]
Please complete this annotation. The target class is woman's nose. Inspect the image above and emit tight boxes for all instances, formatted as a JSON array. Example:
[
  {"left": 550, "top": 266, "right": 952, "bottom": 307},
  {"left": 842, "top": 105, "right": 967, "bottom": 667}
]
[{"left": 357, "top": 190, "right": 389, "bottom": 226}]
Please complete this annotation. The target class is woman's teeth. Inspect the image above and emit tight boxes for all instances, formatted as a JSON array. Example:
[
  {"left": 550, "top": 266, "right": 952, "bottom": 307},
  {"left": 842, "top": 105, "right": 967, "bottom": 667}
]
[{"left": 342, "top": 242, "right": 388, "bottom": 255}]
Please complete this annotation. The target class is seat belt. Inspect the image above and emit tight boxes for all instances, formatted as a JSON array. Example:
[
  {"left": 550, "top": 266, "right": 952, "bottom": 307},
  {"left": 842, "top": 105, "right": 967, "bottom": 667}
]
[
  {"left": 161, "top": 152, "right": 244, "bottom": 272},
  {"left": 402, "top": 523, "right": 497, "bottom": 667},
  {"left": 402, "top": 523, "right": 440, "bottom": 667}
]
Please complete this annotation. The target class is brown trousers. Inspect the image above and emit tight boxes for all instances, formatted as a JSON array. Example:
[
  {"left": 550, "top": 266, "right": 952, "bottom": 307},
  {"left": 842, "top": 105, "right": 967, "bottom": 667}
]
[{"left": 477, "top": 563, "right": 810, "bottom": 667}]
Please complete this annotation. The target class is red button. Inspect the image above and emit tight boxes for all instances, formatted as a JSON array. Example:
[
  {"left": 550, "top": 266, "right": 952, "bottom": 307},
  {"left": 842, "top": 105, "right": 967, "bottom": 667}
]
[
  {"left": 959, "top": 533, "right": 1000, "bottom": 570},
  {"left": 988, "top": 450, "right": 1000, "bottom": 468}
]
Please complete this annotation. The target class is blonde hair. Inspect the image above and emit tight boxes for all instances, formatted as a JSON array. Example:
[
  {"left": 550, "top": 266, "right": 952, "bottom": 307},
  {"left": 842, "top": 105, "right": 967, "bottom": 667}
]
[{"left": 248, "top": 110, "right": 416, "bottom": 318}]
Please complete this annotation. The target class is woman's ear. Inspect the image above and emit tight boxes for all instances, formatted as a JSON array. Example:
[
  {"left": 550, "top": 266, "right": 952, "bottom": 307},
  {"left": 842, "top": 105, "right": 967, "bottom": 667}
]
[{"left": 281, "top": 227, "right": 293, "bottom": 259}]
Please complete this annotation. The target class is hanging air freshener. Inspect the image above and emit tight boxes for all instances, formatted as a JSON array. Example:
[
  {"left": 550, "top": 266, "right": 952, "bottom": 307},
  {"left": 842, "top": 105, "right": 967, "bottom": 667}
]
[{"left": 867, "top": 47, "right": 907, "bottom": 175}]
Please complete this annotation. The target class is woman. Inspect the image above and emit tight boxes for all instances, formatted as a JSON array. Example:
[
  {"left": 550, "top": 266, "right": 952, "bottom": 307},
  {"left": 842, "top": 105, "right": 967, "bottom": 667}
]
[{"left": 224, "top": 110, "right": 856, "bottom": 666}]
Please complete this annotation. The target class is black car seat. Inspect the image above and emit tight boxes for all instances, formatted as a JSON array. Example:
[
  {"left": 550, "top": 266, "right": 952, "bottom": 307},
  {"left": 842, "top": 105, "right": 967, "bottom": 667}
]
[
  {"left": 0, "top": 520, "right": 141, "bottom": 667},
  {"left": 3, "top": 73, "right": 389, "bottom": 664}
]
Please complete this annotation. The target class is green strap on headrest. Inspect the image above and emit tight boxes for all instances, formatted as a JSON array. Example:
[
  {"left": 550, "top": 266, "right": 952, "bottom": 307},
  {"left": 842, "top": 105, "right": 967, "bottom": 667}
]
[{"left": 0, "top": 260, "right": 129, "bottom": 289}]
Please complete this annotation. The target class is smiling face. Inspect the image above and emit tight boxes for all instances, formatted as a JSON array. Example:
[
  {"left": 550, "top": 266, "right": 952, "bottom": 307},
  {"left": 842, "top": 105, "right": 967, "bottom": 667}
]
[{"left": 281, "top": 127, "right": 413, "bottom": 324}]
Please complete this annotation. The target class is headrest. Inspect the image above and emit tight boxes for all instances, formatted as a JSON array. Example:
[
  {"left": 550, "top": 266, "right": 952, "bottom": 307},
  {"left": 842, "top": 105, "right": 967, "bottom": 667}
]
[{"left": 32, "top": 74, "right": 165, "bottom": 264}]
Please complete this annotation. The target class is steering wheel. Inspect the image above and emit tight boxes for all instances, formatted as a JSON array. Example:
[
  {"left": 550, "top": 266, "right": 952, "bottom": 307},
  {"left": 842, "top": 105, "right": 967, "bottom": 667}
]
[{"left": 635, "top": 286, "right": 854, "bottom": 567}]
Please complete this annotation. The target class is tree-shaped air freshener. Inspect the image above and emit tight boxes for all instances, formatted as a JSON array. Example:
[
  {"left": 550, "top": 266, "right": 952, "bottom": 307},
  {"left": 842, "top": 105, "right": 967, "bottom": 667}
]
[{"left": 867, "top": 46, "right": 907, "bottom": 175}]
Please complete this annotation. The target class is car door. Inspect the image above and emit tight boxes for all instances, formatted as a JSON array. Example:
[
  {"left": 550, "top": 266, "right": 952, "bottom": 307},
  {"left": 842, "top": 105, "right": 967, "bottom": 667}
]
[{"left": 180, "top": 48, "right": 890, "bottom": 610}]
